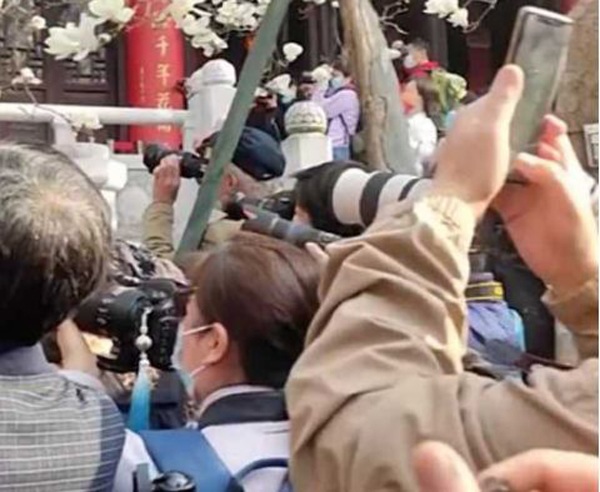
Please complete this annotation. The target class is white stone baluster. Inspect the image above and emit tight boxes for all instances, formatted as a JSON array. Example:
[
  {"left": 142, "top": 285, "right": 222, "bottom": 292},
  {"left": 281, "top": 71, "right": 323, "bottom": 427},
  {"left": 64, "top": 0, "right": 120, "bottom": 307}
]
[
  {"left": 174, "top": 60, "right": 238, "bottom": 245},
  {"left": 281, "top": 101, "right": 332, "bottom": 188},
  {"left": 55, "top": 143, "right": 128, "bottom": 232}
]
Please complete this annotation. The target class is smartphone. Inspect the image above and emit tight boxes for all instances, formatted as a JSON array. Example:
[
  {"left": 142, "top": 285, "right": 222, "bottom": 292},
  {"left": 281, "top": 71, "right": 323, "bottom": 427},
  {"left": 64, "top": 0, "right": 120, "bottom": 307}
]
[{"left": 505, "top": 7, "right": 573, "bottom": 160}]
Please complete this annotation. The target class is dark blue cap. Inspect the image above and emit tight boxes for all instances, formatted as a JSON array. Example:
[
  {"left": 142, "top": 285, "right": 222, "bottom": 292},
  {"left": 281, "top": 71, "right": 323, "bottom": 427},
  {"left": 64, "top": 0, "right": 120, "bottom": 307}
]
[{"left": 209, "top": 127, "right": 286, "bottom": 181}]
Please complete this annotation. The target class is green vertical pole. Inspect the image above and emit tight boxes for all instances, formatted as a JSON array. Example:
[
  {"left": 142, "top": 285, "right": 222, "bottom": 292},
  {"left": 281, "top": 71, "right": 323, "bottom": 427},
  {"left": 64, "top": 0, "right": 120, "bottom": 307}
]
[{"left": 176, "top": 0, "right": 293, "bottom": 256}]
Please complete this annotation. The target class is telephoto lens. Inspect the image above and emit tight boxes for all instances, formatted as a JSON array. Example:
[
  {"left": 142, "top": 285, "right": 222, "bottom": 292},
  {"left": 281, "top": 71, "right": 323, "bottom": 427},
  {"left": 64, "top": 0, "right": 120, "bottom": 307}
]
[
  {"left": 240, "top": 205, "right": 341, "bottom": 248},
  {"left": 330, "top": 168, "right": 431, "bottom": 227}
]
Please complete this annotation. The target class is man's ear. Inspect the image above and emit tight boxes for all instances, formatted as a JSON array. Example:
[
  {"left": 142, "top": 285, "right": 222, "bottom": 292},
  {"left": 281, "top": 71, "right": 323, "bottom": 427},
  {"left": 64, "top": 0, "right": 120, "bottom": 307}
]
[
  {"left": 222, "top": 171, "right": 237, "bottom": 194},
  {"left": 202, "top": 322, "right": 230, "bottom": 365}
]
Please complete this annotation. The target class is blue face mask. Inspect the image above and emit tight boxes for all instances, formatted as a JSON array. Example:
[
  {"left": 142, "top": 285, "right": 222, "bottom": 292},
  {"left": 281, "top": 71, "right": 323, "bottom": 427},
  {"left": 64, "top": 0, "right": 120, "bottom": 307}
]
[
  {"left": 172, "top": 324, "right": 213, "bottom": 397},
  {"left": 329, "top": 76, "right": 344, "bottom": 90}
]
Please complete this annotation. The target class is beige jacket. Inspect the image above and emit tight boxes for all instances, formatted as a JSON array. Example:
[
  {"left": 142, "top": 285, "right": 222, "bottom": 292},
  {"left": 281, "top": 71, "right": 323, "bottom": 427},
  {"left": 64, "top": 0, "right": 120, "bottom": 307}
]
[
  {"left": 286, "top": 196, "right": 598, "bottom": 492},
  {"left": 142, "top": 202, "right": 243, "bottom": 260}
]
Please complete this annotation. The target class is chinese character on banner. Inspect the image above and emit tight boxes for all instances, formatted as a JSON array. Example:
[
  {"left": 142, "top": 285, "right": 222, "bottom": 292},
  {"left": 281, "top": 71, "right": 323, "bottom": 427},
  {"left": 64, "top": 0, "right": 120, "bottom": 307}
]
[{"left": 126, "top": 0, "right": 184, "bottom": 148}]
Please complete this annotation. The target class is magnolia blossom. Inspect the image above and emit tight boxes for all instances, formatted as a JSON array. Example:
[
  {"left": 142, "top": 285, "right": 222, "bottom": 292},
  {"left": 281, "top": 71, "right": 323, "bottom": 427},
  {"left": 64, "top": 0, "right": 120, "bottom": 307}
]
[
  {"left": 424, "top": 0, "right": 460, "bottom": 18},
  {"left": 182, "top": 14, "right": 227, "bottom": 56},
  {"left": 265, "top": 73, "right": 296, "bottom": 101},
  {"left": 266, "top": 74, "right": 292, "bottom": 92},
  {"left": 282, "top": 42, "right": 303, "bottom": 63},
  {"left": 165, "top": 0, "right": 199, "bottom": 27},
  {"left": 45, "top": 14, "right": 104, "bottom": 61},
  {"left": 11, "top": 67, "right": 42, "bottom": 86},
  {"left": 68, "top": 112, "right": 103, "bottom": 132},
  {"left": 30, "top": 15, "right": 47, "bottom": 31},
  {"left": 216, "top": 0, "right": 258, "bottom": 30},
  {"left": 448, "top": 8, "right": 469, "bottom": 27},
  {"left": 89, "top": 0, "right": 135, "bottom": 24},
  {"left": 311, "top": 64, "right": 333, "bottom": 84}
]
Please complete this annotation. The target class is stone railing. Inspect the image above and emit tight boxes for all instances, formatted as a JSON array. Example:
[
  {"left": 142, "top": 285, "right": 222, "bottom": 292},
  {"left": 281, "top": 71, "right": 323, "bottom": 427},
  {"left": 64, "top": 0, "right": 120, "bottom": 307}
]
[{"left": 0, "top": 59, "right": 333, "bottom": 244}]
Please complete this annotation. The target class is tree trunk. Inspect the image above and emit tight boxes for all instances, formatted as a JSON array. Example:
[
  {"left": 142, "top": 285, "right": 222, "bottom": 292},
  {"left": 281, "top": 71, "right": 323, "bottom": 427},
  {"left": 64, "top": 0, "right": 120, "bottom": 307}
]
[
  {"left": 555, "top": 0, "right": 598, "bottom": 174},
  {"left": 338, "top": 0, "right": 416, "bottom": 173}
]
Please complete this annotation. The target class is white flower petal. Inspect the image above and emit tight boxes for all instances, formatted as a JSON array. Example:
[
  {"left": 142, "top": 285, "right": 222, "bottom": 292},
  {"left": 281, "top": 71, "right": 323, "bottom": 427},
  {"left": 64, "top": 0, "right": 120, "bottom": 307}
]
[
  {"left": 283, "top": 42, "right": 303, "bottom": 62},
  {"left": 448, "top": 8, "right": 469, "bottom": 27}
]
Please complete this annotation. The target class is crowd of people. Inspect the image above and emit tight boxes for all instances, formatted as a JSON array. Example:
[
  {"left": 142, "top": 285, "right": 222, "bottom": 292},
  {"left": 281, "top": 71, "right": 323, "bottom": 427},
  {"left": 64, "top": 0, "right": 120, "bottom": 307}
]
[{"left": 0, "top": 45, "right": 597, "bottom": 492}]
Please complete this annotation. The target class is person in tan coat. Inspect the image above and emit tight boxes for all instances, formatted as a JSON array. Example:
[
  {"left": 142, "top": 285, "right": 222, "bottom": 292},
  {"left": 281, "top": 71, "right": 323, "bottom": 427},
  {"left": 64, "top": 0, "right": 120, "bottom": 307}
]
[
  {"left": 143, "top": 128, "right": 286, "bottom": 260},
  {"left": 286, "top": 65, "right": 598, "bottom": 492}
]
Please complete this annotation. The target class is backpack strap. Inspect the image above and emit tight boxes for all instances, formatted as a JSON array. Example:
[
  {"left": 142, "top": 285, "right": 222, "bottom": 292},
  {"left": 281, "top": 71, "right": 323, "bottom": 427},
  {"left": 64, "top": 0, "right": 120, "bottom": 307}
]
[
  {"left": 234, "top": 458, "right": 291, "bottom": 492},
  {"left": 139, "top": 429, "right": 235, "bottom": 491}
]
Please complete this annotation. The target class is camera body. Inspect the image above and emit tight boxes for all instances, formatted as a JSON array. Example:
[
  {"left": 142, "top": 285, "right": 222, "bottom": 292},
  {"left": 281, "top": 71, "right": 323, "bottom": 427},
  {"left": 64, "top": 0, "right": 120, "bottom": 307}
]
[
  {"left": 143, "top": 144, "right": 209, "bottom": 180},
  {"left": 75, "top": 278, "right": 189, "bottom": 373}
]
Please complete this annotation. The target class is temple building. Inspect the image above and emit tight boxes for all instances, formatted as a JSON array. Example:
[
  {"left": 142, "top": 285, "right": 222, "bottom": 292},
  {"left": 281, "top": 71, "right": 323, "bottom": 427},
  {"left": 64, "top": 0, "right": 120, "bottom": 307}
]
[{"left": 0, "top": 0, "right": 580, "bottom": 148}]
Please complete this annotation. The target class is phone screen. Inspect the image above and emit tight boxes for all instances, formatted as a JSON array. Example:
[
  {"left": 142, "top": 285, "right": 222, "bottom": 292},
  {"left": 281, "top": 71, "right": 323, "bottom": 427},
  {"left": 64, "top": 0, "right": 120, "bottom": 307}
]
[{"left": 508, "top": 10, "right": 572, "bottom": 156}]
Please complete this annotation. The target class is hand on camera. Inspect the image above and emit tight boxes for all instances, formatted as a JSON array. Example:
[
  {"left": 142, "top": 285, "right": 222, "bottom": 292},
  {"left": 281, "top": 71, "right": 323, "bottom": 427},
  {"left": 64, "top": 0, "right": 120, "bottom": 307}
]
[
  {"left": 413, "top": 441, "right": 598, "bottom": 492},
  {"left": 153, "top": 155, "right": 182, "bottom": 205},
  {"left": 56, "top": 319, "right": 99, "bottom": 378},
  {"left": 429, "top": 65, "right": 524, "bottom": 219},
  {"left": 494, "top": 116, "right": 597, "bottom": 296}
]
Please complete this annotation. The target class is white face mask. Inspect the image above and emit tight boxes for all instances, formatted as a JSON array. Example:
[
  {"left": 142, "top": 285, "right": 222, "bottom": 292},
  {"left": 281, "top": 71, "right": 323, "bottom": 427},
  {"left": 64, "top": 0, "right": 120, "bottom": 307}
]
[
  {"left": 403, "top": 54, "right": 417, "bottom": 69},
  {"left": 173, "top": 324, "right": 214, "bottom": 396}
]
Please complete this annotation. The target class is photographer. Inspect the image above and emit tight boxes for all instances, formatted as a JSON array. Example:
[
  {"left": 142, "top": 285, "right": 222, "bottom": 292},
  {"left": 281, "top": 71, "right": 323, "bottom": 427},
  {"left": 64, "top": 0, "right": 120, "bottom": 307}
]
[
  {"left": 0, "top": 144, "right": 125, "bottom": 490},
  {"left": 142, "top": 127, "right": 286, "bottom": 260},
  {"left": 286, "top": 65, "right": 597, "bottom": 491},
  {"left": 130, "top": 233, "right": 320, "bottom": 492}
]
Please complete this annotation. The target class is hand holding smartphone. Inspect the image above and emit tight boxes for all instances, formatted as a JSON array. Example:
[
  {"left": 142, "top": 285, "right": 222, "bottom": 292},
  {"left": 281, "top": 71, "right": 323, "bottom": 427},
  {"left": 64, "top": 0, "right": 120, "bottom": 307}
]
[{"left": 505, "top": 7, "right": 573, "bottom": 165}]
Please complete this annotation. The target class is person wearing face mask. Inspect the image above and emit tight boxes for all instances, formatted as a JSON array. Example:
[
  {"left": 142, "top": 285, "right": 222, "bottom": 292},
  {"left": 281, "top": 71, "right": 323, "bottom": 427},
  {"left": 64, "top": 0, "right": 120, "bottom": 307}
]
[
  {"left": 401, "top": 38, "right": 440, "bottom": 80},
  {"left": 128, "top": 233, "right": 320, "bottom": 492},
  {"left": 310, "top": 59, "right": 361, "bottom": 161},
  {"left": 401, "top": 77, "right": 443, "bottom": 175}
]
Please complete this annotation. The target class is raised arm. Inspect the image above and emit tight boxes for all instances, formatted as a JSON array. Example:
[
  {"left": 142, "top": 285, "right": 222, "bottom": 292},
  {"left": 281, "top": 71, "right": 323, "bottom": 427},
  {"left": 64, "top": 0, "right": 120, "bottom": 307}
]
[{"left": 287, "top": 67, "right": 598, "bottom": 492}]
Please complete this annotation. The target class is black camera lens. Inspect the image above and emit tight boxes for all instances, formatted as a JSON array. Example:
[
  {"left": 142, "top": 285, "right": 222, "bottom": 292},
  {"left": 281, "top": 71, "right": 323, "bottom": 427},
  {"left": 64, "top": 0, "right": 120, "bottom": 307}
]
[{"left": 143, "top": 144, "right": 205, "bottom": 180}]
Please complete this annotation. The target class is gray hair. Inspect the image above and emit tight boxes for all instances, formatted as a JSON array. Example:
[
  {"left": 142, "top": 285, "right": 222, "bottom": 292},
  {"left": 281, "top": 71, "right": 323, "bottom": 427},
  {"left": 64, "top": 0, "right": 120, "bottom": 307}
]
[{"left": 0, "top": 143, "right": 111, "bottom": 344}]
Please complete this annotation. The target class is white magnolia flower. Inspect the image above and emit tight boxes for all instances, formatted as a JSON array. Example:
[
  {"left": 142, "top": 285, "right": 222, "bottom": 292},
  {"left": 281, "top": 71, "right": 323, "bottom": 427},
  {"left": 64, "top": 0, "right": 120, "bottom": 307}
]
[
  {"left": 266, "top": 74, "right": 291, "bottom": 93},
  {"left": 311, "top": 64, "right": 333, "bottom": 84},
  {"left": 448, "top": 7, "right": 469, "bottom": 27},
  {"left": 30, "top": 15, "right": 47, "bottom": 31},
  {"left": 304, "top": 0, "right": 327, "bottom": 5},
  {"left": 331, "top": 0, "right": 340, "bottom": 7},
  {"left": 266, "top": 74, "right": 296, "bottom": 101},
  {"left": 181, "top": 13, "right": 226, "bottom": 56},
  {"left": 98, "top": 33, "right": 112, "bottom": 44},
  {"left": 11, "top": 67, "right": 42, "bottom": 86},
  {"left": 165, "top": 0, "right": 198, "bottom": 27},
  {"left": 282, "top": 42, "right": 303, "bottom": 63},
  {"left": 44, "top": 14, "right": 103, "bottom": 61},
  {"left": 216, "top": 0, "right": 257, "bottom": 29},
  {"left": 69, "top": 112, "right": 103, "bottom": 132},
  {"left": 424, "top": 0, "right": 459, "bottom": 18},
  {"left": 89, "top": 0, "right": 135, "bottom": 24},
  {"left": 181, "top": 14, "right": 211, "bottom": 37}
]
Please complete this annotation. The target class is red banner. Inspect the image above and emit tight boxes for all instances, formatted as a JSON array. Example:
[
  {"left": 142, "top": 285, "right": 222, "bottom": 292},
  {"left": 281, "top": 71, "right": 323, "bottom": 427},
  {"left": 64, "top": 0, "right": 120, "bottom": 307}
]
[{"left": 126, "top": 0, "right": 185, "bottom": 148}]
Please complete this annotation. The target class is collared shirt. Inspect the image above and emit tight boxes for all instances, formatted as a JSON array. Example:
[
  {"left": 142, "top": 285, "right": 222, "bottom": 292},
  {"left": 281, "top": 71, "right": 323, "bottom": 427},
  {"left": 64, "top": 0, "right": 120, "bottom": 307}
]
[{"left": 0, "top": 343, "right": 125, "bottom": 492}]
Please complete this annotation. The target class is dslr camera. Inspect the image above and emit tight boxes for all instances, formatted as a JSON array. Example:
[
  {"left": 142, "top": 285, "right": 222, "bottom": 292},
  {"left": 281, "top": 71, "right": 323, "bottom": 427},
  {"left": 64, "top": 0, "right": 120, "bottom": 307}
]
[
  {"left": 75, "top": 275, "right": 190, "bottom": 373},
  {"left": 143, "top": 143, "right": 210, "bottom": 180}
]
